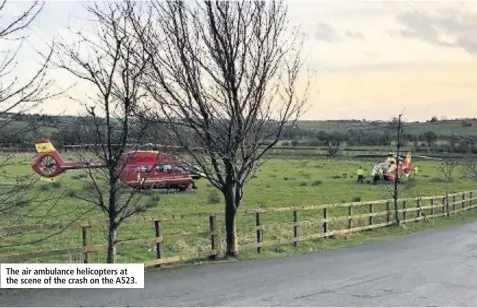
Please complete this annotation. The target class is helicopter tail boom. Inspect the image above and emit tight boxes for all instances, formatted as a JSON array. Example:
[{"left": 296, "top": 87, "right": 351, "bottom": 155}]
[{"left": 32, "top": 138, "right": 106, "bottom": 178}]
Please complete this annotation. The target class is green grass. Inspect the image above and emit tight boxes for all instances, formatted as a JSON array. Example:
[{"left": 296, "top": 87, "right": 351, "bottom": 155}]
[{"left": 1, "top": 153, "right": 476, "bottom": 264}]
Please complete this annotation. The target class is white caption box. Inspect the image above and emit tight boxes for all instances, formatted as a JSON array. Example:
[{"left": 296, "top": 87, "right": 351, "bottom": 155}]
[{"left": 0, "top": 263, "right": 144, "bottom": 288}]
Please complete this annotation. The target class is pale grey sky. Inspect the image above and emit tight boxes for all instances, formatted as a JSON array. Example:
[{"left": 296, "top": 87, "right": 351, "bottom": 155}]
[{"left": 3, "top": 0, "right": 477, "bottom": 121}]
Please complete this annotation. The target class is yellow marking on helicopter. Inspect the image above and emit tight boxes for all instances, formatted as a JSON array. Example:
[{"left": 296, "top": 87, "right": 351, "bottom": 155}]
[{"left": 35, "top": 142, "right": 56, "bottom": 153}]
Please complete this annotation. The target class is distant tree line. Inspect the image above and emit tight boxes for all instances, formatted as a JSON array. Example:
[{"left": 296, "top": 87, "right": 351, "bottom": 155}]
[
  {"left": 2, "top": 113, "right": 477, "bottom": 155},
  {"left": 282, "top": 127, "right": 477, "bottom": 154}
]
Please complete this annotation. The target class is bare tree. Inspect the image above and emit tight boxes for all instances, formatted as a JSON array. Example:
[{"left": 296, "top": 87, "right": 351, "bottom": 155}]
[
  {"left": 0, "top": 0, "right": 54, "bottom": 117},
  {"left": 55, "top": 1, "right": 151, "bottom": 263},
  {"left": 0, "top": 1, "right": 61, "bottom": 225},
  {"left": 382, "top": 114, "right": 404, "bottom": 225},
  {"left": 131, "top": 0, "right": 310, "bottom": 256},
  {"left": 392, "top": 113, "right": 403, "bottom": 225},
  {"left": 438, "top": 156, "right": 459, "bottom": 200}
]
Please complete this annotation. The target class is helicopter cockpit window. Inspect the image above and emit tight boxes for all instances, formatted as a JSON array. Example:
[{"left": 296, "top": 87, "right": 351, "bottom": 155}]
[
  {"left": 156, "top": 164, "right": 172, "bottom": 172},
  {"left": 140, "top": 166, "right": 152, "bottom": 173},
  {"left": 171, "top": 165, "right": 184, "bottom": 173}
]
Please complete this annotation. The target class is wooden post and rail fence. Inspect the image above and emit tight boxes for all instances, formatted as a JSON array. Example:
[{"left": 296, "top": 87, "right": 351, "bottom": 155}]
[{"left": 1, "top": 190, "right": 476, "bottom": 267}]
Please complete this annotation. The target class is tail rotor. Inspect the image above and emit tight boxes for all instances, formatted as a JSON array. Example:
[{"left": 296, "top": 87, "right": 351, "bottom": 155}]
[
  {"left": 32, "top": 139, "right": 67, "bottom": 178},
  {"left": 37, "top": 155, "right": 60, "bottom": 176}
]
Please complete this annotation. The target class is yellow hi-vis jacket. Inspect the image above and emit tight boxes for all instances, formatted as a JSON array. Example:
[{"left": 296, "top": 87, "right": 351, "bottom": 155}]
[{"left": 357, "top": 169, "right": 364, "bottom": 176}]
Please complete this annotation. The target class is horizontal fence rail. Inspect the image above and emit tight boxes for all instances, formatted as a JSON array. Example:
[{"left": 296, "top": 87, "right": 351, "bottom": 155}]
[{"left": 1, "top": 190, "right": 476, "bottom": 266}]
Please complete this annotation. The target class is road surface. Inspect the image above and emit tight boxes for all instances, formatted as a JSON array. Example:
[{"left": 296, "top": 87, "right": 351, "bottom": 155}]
[{"left": 3, "top": 221, "right": 477, "bottom": 306}]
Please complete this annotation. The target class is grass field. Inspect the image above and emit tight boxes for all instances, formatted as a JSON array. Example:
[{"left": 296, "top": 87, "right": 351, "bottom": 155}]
[{"left": 1, "top": 153, "right": 476, "bottom": 264}]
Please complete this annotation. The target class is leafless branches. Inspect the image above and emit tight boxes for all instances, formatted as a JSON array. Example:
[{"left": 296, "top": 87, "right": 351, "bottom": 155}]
[
  {"left": 437, "top": 155, "right": 460, "bottom": 215},
  {"left": 0, "top": 0, "right": 57, "bottom": 124},
  {"left": 130, "top": 0, "right": 310, "bottom": 256},
  {"left": 0, "top": 1, "right": 65, "bottom": 229},
  {"left": 55, "top": 1, "right": 150, "bottom": 263}
]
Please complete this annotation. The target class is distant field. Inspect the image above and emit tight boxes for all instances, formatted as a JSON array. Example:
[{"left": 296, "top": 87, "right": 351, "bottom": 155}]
[{"left": 1, "top": 153, "right": 475, "bottom": 263}]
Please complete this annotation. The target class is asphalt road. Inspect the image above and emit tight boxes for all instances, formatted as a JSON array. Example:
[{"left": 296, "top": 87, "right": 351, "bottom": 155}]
[{"left": 3, "top": 221, "right": 477, "bottom": 307}]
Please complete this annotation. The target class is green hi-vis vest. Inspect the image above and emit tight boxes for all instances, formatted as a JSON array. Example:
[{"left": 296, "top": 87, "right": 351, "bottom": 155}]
[{"left": 357, "top": 169, "right": 364, "bottom": 175}]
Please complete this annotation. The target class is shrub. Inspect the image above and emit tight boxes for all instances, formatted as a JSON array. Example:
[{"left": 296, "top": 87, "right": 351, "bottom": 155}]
[
  {"left": 352, "top": 195, "right": 362, "bottom": 202},
  {"left": 207, "top": 189, "right": 221, "bottom": 204}
]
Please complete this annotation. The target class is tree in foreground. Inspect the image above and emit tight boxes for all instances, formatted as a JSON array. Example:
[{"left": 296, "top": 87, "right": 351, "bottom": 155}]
[
  {"left": 55, "top": 1, "right": 151, "bottom": 263},
  {"left": 392, "top": 114, "right": 404, "bottom": 225},
  {"left": 438, "top": 155, "right": 459, "bottom": 213},
  {"left": 382, "top": 114, "right": 404, "bottom": 225},
  {"left": 132, "top": 0, "right": 310, "bottom": 256},
  {"left": 0, "top": 0, "right": 59, "bottom": 226}
]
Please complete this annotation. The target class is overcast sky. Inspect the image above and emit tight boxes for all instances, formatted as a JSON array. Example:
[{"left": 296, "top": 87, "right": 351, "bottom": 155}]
[{"left": 3, "top": 0, "right": 477, "bottom": 121}]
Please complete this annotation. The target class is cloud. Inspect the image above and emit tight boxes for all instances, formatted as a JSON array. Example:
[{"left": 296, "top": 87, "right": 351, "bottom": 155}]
[
  {"left": 314, "top": 22, "right": 341, "bottom": 42},
  {"left": 312, "top": 22, "right": 366, "bottom": 43},
  {"left": 394, "top": 6, "right": 477, "bottom": 54},
  {"left": 345, "top": 31, "right": 365, "bottom": 39}
]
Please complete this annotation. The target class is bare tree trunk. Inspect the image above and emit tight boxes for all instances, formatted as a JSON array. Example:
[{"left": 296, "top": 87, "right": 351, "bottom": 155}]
[
  {"left": 393, "top": 114, "right": 403, "bottom": 225},
  {"left": 224, "top": 205, "right": 238, "bottom": 257},
  {"left": 224, "top": 184, "right": 239, "bottom": 257},
  {"left": 107, "top": 222, "right": 117, "bottom": 263}
]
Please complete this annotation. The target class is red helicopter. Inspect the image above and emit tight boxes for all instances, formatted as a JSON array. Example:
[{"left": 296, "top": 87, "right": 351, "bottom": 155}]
[{"left": 31, "top": 138, "right": 204, "bottom": 191}]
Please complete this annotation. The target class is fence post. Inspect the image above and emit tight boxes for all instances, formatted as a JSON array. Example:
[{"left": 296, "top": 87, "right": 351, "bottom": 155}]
[
  {"left": 82, "top": 225, "right": 92, "bottom": 264},
  {"left": 430, "top": 198, "right": 434, "bottom": 219},
  {"left": 471, "top": 192, "right": 474, "bottom": 207},
  {"left": 462, "top": 193, "right": 466, "bottom": 210},
  {"left": 442, "top": 197, "right": 446, "bottom": 216},
  {"left": 368, "top": 203, "right": 373, "bottom": 226},
  {"left": 154, "top": 220, "right": 162, "bottom": 261},
  {"left": 452, "top": 195, "right": 456, "bottom": 214},
  {"left": 209, "top": 215, "right": 217, "bottom": 260},
  {"left": 255, "top": 212, "right": 262, "bottom": 253},
  {"left": 386, "top": 201, "right": 390, "bottom": 223},
  {"left": 293, "top": 210, "right": 299, "bottom": 247},
  {"left": 348, "top": 205, "right": 352, "bottom": 229},
  {"left": 416, "top": 198, "right": 421, "bottom": 221},
  {"left": 402, "top": 201, "right": 407, "bottom": 222},
  {"left": 322, "top": 208, "right": 328, "bottom": 237}
]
